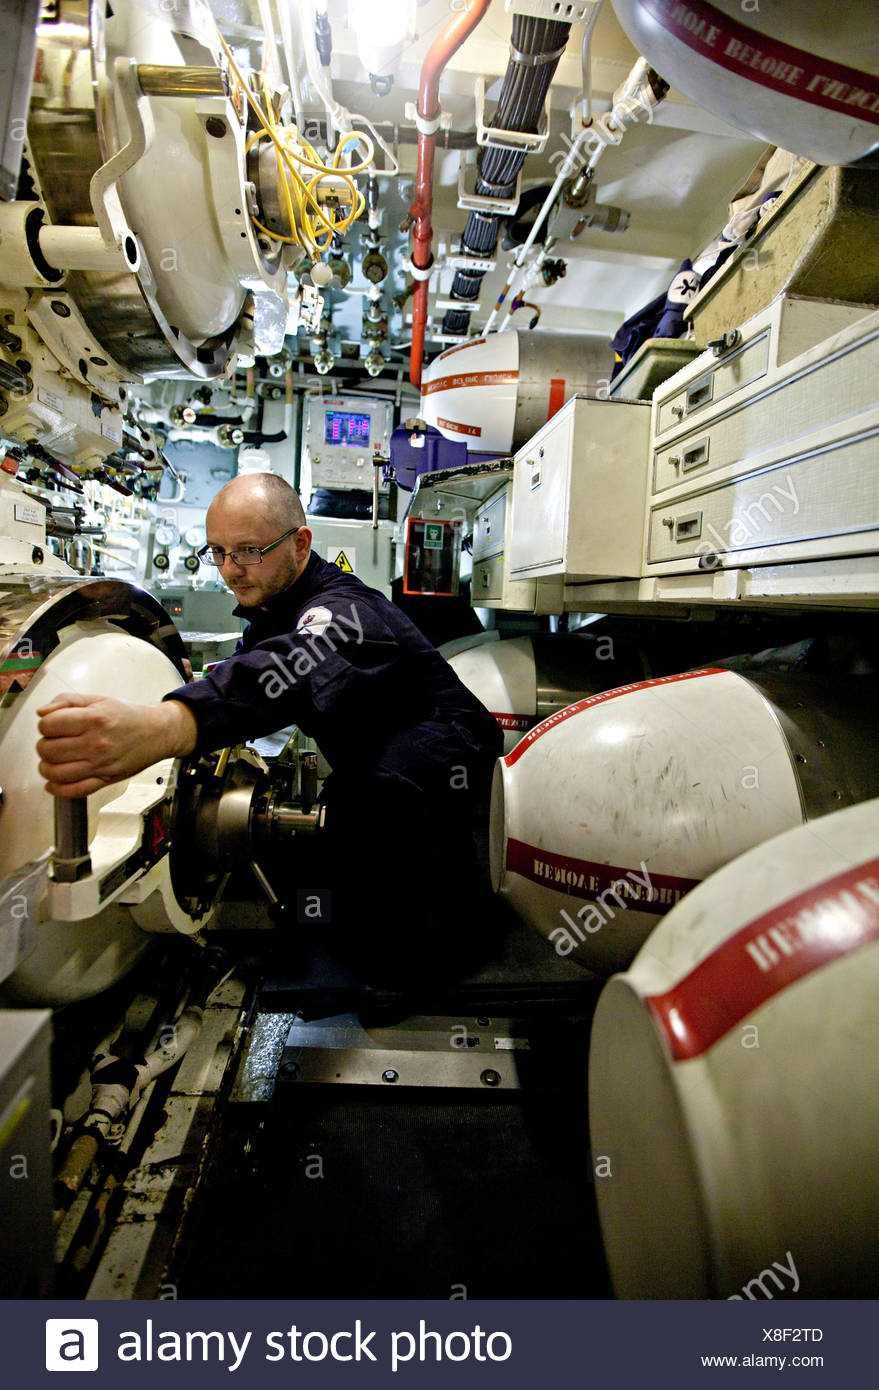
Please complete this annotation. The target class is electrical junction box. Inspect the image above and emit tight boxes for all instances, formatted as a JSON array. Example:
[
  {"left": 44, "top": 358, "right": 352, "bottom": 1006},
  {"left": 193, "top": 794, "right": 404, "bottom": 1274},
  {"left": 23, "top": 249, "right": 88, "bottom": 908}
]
[
  {"left": 403, "top": 517, "right": 461, "bottom": 597},
  {"left": 508, "top": 395, "right": 650, "bottom": 582},
  {"left": 402, "top": 460, "right": 565, "bottom": 614},
  {"left": 301, "top": 395, "right": 393, "bottom": 499},
  {"left": 307, "top": 516, "right": 396, "bottom": 597}
]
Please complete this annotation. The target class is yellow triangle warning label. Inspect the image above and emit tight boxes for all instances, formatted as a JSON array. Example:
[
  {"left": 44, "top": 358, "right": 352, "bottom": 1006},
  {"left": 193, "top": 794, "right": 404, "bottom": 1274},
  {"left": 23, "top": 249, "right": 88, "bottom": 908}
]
[{"left": 332, "top": 549, "right": 354, "bottom": 572}]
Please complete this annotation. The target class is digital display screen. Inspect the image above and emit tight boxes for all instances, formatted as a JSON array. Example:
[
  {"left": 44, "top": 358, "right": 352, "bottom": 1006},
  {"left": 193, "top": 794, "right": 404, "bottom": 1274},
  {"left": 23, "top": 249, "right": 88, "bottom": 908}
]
[{"left": 324, "top": 410, "right": 370, "bottom": 446}]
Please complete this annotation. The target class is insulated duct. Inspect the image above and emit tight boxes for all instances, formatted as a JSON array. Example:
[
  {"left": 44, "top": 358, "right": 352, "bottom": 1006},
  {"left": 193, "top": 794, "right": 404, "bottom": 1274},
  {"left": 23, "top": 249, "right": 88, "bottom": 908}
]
[{"left": 442, "top": 15, "right": 571, "bottom": 337}]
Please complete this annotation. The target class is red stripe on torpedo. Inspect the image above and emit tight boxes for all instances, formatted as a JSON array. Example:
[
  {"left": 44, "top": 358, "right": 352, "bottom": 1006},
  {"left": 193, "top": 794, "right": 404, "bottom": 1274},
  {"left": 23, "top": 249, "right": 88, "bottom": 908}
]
[
  {"left": 640, "top": 0, "right": 879, "bottom": 126},
  {"left": 502, "top": 668, "right": 726, "bottom": 767},
  {"left": 646, "top": 856, "right": 879, "bottom": 1061}
]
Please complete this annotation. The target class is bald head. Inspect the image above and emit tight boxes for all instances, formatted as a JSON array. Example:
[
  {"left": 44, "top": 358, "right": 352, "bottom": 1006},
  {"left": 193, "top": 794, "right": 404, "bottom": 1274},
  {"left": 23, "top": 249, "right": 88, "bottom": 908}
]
[
  {"left": 205, "top": 474, "right": 311, "bottom": 607},
  {"left": 208, "top": 474, "right": 306, "bottom": 532}
]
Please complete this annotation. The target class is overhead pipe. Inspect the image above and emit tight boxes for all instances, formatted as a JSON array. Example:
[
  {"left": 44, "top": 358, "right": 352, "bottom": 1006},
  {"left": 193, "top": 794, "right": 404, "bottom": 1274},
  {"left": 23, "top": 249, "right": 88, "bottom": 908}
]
[
  {"left": 577, "top": 0, "right": 603, "bottom": 128},
  {"left": 439, "top": 14, "right": 573, "bottom": 340},
  {"left": 408, "top": 0, "right": 492, "bottom": 389}
]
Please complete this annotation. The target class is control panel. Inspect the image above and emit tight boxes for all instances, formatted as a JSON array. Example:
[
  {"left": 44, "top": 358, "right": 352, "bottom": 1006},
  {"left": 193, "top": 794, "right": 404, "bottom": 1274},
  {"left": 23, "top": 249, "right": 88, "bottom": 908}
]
[{"left": 301, "top": 394, "right": 393, "bottom": 497}]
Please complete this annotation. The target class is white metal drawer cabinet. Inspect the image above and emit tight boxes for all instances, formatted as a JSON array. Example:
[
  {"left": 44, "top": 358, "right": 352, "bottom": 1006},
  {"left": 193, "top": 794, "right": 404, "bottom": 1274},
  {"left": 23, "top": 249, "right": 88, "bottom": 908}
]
[
  {"left": 472, "top": 554, "right": 505, "bottom": 601},
  {"left": 655, "top": 331, "right": 771, "bottom": 437},
  {"left": 652, "top": 296, "right": 872, "bottom": 449},
  {"left": 471, "top": 480, "right": 563, "bottom": 612},
  {"left": 473, "top": 487, "right": 507, "bottom": 561},
  {"left": 652, "top": 315, "right": 879, "bottom": 497},
  {"left": 509, "top": 395, "right": 650, "bottom": 582},
  {"left": 646, "top": 426, "right": 879, "bottom": 569}
]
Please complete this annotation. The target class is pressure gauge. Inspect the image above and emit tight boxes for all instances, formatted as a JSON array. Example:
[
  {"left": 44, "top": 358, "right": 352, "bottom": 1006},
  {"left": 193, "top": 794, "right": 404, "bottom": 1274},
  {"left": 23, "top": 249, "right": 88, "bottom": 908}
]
[
  {"left": 155, "top": 520, "right": 179, "bottom": 548},
  {"left": 184, "top": 525, "right": 206, "bottom": 549}
]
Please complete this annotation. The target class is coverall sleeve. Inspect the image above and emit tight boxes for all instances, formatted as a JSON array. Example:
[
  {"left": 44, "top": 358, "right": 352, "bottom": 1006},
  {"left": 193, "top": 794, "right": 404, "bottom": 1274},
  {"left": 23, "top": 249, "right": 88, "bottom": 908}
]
[{"left": 162, "top": 601, "right": 426, "bottom": 753}]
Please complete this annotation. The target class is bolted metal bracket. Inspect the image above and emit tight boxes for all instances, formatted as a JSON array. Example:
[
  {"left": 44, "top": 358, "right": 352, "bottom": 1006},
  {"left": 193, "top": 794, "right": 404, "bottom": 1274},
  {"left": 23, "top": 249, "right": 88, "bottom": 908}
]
[{"left": 473, "top": 75, "right": 549, "bottom": 155}]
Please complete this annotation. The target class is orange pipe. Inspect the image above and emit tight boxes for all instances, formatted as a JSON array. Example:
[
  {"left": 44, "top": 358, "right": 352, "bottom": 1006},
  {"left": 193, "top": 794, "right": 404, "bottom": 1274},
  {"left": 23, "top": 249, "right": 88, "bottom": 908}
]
[{"left": 409, "top": 0, "right": 492, "bottom": 390}]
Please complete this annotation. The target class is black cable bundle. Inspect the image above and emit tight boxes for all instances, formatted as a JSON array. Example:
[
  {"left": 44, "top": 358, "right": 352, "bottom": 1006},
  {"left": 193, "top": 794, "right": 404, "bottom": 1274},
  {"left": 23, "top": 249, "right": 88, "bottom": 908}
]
[{"left": 442, "top": 14, "right": 570, "bottom": 336}]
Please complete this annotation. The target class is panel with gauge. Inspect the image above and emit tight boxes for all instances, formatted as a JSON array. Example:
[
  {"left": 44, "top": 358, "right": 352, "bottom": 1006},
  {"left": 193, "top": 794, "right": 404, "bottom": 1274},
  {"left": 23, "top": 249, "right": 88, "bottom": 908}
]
[
  {"left": 150, "top": 518, "right": 208, "bottom": 578},
  {"left": 151, "top": 518, "right": 180, "bottom": 576},
  {"left": 301, "top": 395, "right": 393, "bottom": 498},
  {"left": 182, "top": 526, "right": 207, "bottom": 574}
]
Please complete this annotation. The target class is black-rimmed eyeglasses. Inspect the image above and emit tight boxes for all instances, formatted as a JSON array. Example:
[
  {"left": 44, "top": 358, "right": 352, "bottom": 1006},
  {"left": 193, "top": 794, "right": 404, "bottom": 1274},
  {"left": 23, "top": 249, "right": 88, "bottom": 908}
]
[{"left": 197, "top": 527, "right": 301, "bottom": 568}]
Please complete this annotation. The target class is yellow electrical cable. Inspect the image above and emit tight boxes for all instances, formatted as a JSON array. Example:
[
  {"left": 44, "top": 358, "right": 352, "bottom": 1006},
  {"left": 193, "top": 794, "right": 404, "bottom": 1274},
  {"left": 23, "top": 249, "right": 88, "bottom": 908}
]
[
  {"left": 215, "top": 30, "right": 372, "bottom": 256},
  {"left": 258, "top": 75, "right": 368, "bottom": 247}
]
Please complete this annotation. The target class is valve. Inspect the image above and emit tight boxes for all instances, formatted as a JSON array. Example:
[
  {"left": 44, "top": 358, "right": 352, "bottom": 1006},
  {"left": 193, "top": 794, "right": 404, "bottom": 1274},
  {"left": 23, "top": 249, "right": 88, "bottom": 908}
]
[
  {"left": 362, "top": 247, "right": 388, "bottom": 284},
  {"left": 217, "top": 423, "right": 244, "bottom": 448},
  {"left": 328, "top": 254, "right": 351, "bottom": 288},
  {"left": 541, "top": 258, "right": 567, "bottom": 288},
  {"left": 563, "top": 169, "right": 595, "bottom": 209}
]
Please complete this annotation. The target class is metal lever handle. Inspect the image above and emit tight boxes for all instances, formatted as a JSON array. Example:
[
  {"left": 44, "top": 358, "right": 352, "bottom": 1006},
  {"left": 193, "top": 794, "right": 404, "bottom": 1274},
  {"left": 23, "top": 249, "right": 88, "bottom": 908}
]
[
  {"left": 52, "top": 798, "right": 92, "bottom": 883},
  {"left": 300, "top": 753, "right": 318, "bottom": 812},
  {"left": 250, "top": 860, "right": 295, "bottom": 926},
  {"left": 249, "top": 859, "right": 279, "bottom": 907}
]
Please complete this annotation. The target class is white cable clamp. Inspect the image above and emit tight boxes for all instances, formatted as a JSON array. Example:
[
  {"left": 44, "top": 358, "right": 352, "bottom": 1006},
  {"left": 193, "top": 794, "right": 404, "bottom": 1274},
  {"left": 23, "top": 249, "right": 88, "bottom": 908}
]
[
  {"left": 404, "top": 101, "right": 447, "bottom": 138},
  {"left": 402, "top": 255, "right": 437, "bottom": 282}
]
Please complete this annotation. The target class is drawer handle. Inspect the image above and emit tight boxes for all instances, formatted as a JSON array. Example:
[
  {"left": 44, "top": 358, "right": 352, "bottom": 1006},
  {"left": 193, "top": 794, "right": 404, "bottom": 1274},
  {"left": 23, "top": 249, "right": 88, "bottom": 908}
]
[
  {"left": 686, "top": 379, "right": 713, "bottom": 412},
  {"left": 673, "top": 511, "right": 702, "bottom": 542},
  {"left": 682, "top": 437, "right": 710, "bottom": 471},
  {"left": 670, "top": 404, "right": 684, "bottom": 419}
]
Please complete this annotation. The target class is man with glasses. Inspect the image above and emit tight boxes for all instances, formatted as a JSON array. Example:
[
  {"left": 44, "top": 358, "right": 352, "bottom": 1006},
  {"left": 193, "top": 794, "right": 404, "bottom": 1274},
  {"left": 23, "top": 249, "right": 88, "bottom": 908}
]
[{"left": 37, "top": 473, "right": 503, "bottom": 988}]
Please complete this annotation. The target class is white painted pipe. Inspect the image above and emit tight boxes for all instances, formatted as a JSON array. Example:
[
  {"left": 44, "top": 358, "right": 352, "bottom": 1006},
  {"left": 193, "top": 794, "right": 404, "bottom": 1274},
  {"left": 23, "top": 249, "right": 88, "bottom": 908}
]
[
  {"left": 484, "top": 123, "right": 595, "bottom": 336},
  {"left": 39, "top": 225, "right": 127, "bottom": 274},
  {"left": 296, "top": 0, "right": 348, "bottom": 140},
  {"left": 577, "top": 2, "right": 603, "bottom": 127}
]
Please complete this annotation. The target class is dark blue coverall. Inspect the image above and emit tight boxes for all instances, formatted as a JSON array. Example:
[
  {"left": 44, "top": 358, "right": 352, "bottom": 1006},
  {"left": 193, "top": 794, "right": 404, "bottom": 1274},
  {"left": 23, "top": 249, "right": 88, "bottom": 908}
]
[{"left": 165, "top": 551, "right": 504, "bottom": 985}]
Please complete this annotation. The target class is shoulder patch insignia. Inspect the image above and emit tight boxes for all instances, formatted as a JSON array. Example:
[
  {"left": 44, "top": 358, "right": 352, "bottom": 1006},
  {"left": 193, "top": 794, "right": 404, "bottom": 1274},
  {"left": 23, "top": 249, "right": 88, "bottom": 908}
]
[{"left": 296, "top": 606, "right": 334, "bottom": 637}]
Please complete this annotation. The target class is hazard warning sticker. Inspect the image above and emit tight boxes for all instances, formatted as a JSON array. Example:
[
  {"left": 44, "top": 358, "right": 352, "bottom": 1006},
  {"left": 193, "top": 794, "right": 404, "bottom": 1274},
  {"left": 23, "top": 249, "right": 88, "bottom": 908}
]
[{"left": 331, "top": 549, "right": 355, "bottom": 573}]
